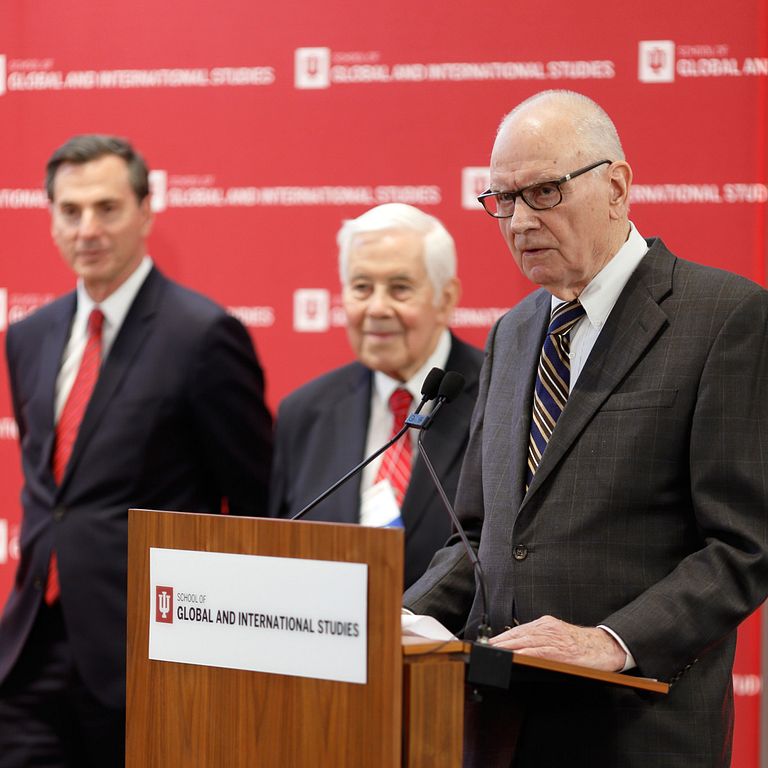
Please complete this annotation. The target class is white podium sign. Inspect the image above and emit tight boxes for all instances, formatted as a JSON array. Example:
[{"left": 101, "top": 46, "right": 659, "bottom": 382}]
[{"left": 148, "top": 547, "right": 368, "bottom": 684}]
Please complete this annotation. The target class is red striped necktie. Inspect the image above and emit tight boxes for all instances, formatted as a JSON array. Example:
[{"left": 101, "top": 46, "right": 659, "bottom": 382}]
[
  {"left": 374, "top": 388, "right": 414, "bottom": 511},
  {"left": 46, "top": 307, "right": 104, "bottom": 604}
]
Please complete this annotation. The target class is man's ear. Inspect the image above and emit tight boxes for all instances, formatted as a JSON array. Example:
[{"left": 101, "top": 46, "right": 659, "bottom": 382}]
[
  {"left": 608, "top": 161, "right": 632, "bottom": 219},
  {"left": 139, "top": 195, "right": 154, "bottom": 237},
  {"left": 438, "top": 277, "right": 461, "bottom": 321}
]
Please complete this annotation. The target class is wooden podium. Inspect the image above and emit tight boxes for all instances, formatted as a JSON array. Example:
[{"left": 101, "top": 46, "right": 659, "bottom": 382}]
[
  {"left": 126, "top": 508, "right": 465, "bottom": 767},
  {"left": 126, "top": 508, "right": 667, "bottom": 767}
]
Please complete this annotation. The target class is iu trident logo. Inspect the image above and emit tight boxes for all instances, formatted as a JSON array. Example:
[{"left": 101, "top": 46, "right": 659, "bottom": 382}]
[
  {"left": 294, "top": 47, "right": 331, "bottom": 89},
  {"left": 638, "top": 41, "right": 675, "bottom": 83},
  {"left": 156, "top": 586, "right": 174, "bottom": 623}
]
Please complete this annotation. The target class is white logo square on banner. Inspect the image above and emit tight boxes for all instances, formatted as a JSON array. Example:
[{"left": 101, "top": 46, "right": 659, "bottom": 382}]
[
  {"left": 0, "top": 288, "right": 7, "bottom": 332},
  {"left": 0, "top": 519, "right": 7, "bottom": 564},
  {"left": 461, "top": 167, "right": 490, "bottom": 210},
  {"left": 638, "top": 41, "right": 676, "bottom": 83},
  {"left": 293, "top": 288, "right": 330, "bottom": 332},
  {"left": 149, "top": 170, "right": 167, "bottom": 213},
  {"left": 295, "top": 48, "right": 331, "bottom": 89}
]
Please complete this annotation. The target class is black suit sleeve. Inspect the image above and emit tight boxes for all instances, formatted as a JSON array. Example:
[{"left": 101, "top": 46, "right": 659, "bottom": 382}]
[
  {"left": 187, "top": 313, "right": 273, "bottom": 517},
  {"left": 5, "top": 327, "right": 26, "bottom": 445},
  {"left": 403, "top": 331, "right": 492, "bottom": 633},
  {"left": 268, "top": 399, "right": 292, "bottom": 518}
]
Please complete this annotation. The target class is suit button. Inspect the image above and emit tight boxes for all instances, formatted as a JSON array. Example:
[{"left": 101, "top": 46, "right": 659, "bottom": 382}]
[
  {"left": 513, "top": 544, "right": 528, "bottom": 561},
  {"left": 53, "top": 507, "right": 65, "bottom": 521},
  {"left": 34, "top": 577, "right": 43, "bottom": 590}
]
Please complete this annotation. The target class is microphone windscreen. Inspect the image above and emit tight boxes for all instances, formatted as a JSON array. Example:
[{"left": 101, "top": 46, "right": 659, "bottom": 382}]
[
  {"left": 421, "top": 367, "right": 445, "bottom": 400},
  {"left": 438, "top": 371, "right": 465, "bottom": 402}
]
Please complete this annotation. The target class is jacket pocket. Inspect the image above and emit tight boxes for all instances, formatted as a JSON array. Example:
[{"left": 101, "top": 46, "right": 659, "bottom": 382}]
[{"left": 601, "top": 388, "right": 678, "bottom": 411}]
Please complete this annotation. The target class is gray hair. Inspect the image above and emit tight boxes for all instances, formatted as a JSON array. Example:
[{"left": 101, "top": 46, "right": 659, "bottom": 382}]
[
  {"left": 499, "top": 90, "right": 626, "bottom": 161},
  {"left": 337, "top": 203, "right": 456, "bottom": 304},
  {"left": 46, "top": 134, "right": 150, "bottom": 202}
]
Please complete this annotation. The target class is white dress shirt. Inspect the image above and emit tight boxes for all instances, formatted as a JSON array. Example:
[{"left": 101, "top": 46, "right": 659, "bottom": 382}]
[
  {"left": 552, "top": 222, "right": 649, "bottom": 386},
  {"left": 54, "top": 257, "right": 154, "bottom": 421},
  {"left": 359, "top": 329, "right": 452, "bottom": 508}
]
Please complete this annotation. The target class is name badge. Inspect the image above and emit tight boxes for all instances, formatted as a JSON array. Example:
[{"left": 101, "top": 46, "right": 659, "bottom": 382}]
[{"left": 360, "top": 479, "right": 402, "bottom": 527}]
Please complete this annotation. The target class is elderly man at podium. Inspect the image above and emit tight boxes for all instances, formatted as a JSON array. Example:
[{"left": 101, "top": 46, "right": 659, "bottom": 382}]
[
  {"left": 404, "top": 90, "right": 768, "bottom": 767},
  {"left": 270, "top": 203, "right": 484, "bottom": 589}
]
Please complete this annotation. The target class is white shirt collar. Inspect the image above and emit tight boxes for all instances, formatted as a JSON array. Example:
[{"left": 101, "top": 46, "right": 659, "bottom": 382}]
[
  {"left": 76, "top": 256, "right": 153, "bottom": 327},
  {"left": 551, "top": 222, "right": 648, "bottom": 329},
  {"left": 373, "top": 329, "right": 452, "bottom": 406},
  {"left": 73, "top": 256, "right": 154, "bottom": 358}
]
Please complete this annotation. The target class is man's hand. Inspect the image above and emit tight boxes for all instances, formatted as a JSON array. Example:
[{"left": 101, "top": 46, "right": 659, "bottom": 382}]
[{"left": 488, "top": 615, "right": 627, "bottom": 672}]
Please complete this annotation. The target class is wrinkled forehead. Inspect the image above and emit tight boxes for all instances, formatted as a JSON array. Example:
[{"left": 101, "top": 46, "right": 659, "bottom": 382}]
[
  {"left": 349, "top": 228, "right": 425, "bottom": 259},
  {"left": 490, "top": 109, "right": 585, "bottom": 187}
]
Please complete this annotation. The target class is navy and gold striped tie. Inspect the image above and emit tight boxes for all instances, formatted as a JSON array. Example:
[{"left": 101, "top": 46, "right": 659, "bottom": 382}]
[{"left": 526, "top": 299, "right": 586, "bottom": 490}]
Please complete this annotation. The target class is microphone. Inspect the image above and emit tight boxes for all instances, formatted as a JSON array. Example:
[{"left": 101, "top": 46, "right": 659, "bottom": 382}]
[
  {"left": 399, "top": 365, "right": 445, "bottom": 429},
  {"left": 414, "top": 371, "right": 465, "bottom": 430},
  {"left": 415, "top": 372, "right": 493, "bottom": 643},
  {"left": 415, "top": 367, "right": 444, "bottom": 412},
  {"left": 290, "top": 367, "right": 445, "bottom": 521}
]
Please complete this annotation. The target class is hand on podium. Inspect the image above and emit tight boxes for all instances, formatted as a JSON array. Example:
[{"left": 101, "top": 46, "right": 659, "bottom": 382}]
[{"left": 488, "top": 615, "right": 627, "bottom": 672}]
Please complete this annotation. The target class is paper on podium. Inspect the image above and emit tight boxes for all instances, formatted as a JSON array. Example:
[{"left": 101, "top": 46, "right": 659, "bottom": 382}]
[{"left": 401, "top": 612, "right": 457, "bottom": 641}]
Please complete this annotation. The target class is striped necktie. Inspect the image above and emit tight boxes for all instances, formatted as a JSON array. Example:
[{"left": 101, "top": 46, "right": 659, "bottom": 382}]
[
  {"left": 374, "top": 388, "right": 413, "bottom": 525},
  {"left": 526, "top": 299, "right": 586, "bottom": 490},
  {"left": 46, "top": 307, "right": 104, "bottom": 604}
]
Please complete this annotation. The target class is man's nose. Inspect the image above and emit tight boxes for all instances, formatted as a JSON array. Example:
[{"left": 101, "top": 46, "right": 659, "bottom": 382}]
[
  {"left": 507, "top": 198, "right": 540, "bottom": 235},
  {"left": 366, "top": 285, "right": 394, "bottom": 315},
  {"left": 77, "top": 209, "right": 102, "bottom": 238}
]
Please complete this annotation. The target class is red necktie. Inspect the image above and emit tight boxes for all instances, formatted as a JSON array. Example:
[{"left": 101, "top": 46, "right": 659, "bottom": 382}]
[
  {"left": 374, "top": 388, "right": 413, "bottom": 508},
  {"left": 46, "top": 307, "right": 104, "bottom": 604}
]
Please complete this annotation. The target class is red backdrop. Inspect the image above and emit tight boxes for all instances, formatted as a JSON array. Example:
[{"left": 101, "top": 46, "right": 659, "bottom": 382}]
[{"left": 1, "top": 1, "right": 766, "bottom": 762}]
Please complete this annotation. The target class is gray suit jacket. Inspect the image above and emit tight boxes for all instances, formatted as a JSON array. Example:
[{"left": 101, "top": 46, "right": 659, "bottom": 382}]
[
  {"left": 404, "top": 239, "right": 768, "bottom": 767},
  {"left": 270, "top": 335, "right": 483, "bottom": 588}
]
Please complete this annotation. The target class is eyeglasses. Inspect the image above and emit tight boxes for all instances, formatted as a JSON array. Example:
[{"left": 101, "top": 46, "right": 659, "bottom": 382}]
[{"left": 477, "top": 159, "right": 612, "bottom": 218}]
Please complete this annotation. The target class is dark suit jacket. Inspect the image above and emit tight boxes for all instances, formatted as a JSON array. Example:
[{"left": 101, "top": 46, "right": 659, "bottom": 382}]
[
  {"left": 0, "top": 267, "right": 272, "bottom": 709},
  {"left": 404, "top": 240, "right": 768, "bottom": 767},
  {"left": 269, "top": 335, "right": 483, "bottom": 589}
]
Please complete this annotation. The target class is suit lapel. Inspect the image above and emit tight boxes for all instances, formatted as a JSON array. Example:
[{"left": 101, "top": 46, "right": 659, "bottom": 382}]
[
  {"left": 38, "top": 296, "right": 77, "bottom": 482},
  {"left": 489, "top": 292, "right": 550, "bottom": 512},
  {"left": 312, "top": 365, "right": 371, "bottom": 522},
  {"left": 522, "top": 245, "right": 675, "bottom": 505},
  {"left": 402, "top": 339, "right": 481, "bottom": 526},
  {"left": 57, "top": 269, "right": 164, "bottom": 492}
]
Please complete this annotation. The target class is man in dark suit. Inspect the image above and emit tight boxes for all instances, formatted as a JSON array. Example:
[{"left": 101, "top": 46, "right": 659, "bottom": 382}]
[
  {"left": 0, "top": 135, "right": 273, "bottom": 767},
  {"left": 270, "top": 203, "right": 483, "bottom": 588},
  {"left": 404, "top": 91, "right": 768, "bottom": 767}
]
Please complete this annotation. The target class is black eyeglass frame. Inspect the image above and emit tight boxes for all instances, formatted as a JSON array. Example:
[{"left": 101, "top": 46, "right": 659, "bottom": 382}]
[{"left": 477, "top": 159, "right": 612, "bottom": 218}]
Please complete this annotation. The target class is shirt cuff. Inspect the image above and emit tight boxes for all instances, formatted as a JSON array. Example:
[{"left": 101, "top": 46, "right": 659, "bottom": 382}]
[{"left": 597, "top": 625, "right": 636, "bottom": 672}]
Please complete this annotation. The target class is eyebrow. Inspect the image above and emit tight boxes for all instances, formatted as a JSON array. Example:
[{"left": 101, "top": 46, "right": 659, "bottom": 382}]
[
  {"left": 56, "top": 197, "right": 122, "bottom": 207},
  {"left": 492, "top": 171, "right": 560, "bottom": 195}
]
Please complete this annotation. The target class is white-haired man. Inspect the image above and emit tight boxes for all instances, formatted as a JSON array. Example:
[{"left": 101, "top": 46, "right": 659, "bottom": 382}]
[
  {"left": 404, "top": 90, "right": 768, "bottom": 766},
  {"left": 270, "top": 203, "right": 483, "bottom": 588}
]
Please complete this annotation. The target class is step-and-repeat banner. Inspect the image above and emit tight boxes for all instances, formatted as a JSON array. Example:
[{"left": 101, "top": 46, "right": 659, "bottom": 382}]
[{"left": 1, "top": 0, "right": 766, "bottom": 761}]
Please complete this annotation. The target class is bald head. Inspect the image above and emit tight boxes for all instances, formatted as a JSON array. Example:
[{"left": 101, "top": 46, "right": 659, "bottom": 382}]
[
  {"left": 489, "top": 90, "right": 633, "bottom": 300},
  {"left": 496, "top": 90, "right": 625, "bottom": 164}
]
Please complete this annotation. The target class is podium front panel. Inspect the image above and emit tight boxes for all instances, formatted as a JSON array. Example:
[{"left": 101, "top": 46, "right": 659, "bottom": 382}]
[{"left": 127, "top": 509, "right": 404, "bottom": 767}]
